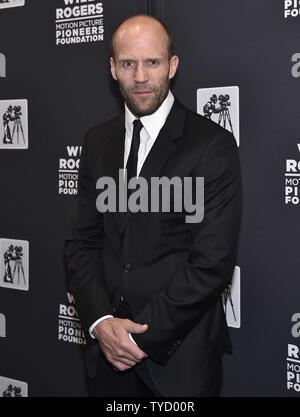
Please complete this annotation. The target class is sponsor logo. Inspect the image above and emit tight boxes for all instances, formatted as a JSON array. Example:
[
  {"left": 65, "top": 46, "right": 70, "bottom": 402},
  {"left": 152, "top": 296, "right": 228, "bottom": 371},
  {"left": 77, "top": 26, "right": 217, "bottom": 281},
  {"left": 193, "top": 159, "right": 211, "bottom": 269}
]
[
  {"left": 284, "top": 0, "right": 300, "bottom": 18},
  {"left": 0, "top": 238, "right": 29, "bottom": 291},
  {"left": 55, "top": 0, "right": 104, "bottom": 46},
  {"left": 0, "top": 376, "right": 28, "bottom": 397},
  {"left": 287, "top": 315, "right": 300, "bottom": 392},
  {"left": 58, "top": 145, "right": 81, "bottom": 196},
  {"left": 285, "top": 144, "right": 300, "bottom": 205},
  {"left": 287, "top": 343, "right": 300, "bottom": 392},
  {"left": 0, "top": 0, "right": 25, "bottom": 10},
  {"left": 58, "top": 292, "right": 86, "bottom": 345},
  {"left": 222, "top": 266, "right": 241, "bottom": 328},
  {"left": 197, "top": 86, "right": 240, "bottom": 146},
  {"left": 0, "top": 99, "right": 28, "bottom": 149}
]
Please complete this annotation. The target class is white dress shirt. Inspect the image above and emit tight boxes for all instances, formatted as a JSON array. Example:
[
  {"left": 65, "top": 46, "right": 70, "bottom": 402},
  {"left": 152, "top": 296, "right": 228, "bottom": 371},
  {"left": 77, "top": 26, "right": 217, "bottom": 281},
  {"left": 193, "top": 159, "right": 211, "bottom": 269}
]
[{"left": 89, "top": 90, "right": 175, "bottom": 341}]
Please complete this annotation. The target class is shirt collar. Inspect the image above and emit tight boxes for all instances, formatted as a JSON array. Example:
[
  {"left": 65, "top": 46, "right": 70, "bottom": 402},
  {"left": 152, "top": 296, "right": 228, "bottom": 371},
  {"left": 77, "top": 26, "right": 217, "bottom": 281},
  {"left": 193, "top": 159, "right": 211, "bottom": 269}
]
[{"left": 125, "top": 90, "right": 174, "bottom": 140}]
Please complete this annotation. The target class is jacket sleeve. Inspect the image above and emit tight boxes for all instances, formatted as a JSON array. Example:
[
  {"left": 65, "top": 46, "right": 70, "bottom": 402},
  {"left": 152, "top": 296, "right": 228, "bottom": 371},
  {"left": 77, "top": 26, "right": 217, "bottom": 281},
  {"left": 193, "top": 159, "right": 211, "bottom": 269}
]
[
  {"left": 65, "top": 129, "right": 113, "bottom": 337},
  {"left": 133, "top": 130, "right": 243, "bottom": 364}
]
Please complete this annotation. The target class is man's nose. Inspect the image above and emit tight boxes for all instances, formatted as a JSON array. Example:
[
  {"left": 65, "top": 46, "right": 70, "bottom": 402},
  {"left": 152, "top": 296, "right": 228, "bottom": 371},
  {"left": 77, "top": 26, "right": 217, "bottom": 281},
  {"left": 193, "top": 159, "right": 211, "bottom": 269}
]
[{"left": 134, "top": 62, "right": 148, "bottom": 83}]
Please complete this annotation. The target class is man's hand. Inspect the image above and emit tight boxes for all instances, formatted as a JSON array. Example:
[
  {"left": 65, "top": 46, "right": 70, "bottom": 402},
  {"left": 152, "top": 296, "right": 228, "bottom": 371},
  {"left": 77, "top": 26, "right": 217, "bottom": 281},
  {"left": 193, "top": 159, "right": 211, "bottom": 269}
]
[{"left": 93, "top": 317, "right": 149, "bottom": 371}]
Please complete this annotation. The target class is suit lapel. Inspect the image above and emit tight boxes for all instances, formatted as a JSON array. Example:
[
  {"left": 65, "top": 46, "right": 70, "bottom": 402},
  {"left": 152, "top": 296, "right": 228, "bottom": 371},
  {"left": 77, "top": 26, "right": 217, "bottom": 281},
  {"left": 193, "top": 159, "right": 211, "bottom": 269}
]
[
  {"left": 102, "top": 113, "right": 125, "bottom": 184},
  {"left": 95, "top": 113, "right": 125, "bottom": 235},
  {"left": 116, "top": 99, "right": 188, "bottom": 236}
]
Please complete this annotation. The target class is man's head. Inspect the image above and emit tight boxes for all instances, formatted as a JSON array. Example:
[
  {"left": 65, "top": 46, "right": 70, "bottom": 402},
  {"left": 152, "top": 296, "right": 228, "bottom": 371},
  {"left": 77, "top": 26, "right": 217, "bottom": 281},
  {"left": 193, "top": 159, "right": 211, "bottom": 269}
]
[{"left": 110, "top": 15, "right": 179, "bottom": 118}]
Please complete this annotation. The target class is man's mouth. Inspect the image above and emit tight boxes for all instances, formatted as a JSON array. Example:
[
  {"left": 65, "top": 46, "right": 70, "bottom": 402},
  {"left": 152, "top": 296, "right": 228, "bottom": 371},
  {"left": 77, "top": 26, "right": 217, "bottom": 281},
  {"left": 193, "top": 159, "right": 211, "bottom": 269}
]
[{"left": 133, "top": 90, "right": 153, "bottom": 96}]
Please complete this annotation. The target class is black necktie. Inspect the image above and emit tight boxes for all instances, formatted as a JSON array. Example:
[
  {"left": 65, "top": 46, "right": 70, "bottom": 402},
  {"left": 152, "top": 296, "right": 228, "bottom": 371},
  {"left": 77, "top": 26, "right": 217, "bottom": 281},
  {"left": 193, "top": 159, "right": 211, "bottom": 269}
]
[{"left": 126, "top": 119, "right": 143, "bottom": 182}]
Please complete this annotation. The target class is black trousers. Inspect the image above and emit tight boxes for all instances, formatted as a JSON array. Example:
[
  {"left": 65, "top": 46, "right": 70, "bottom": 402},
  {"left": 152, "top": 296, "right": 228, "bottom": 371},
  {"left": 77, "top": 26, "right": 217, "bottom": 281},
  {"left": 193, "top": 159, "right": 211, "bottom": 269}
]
[
  {"left": 88, "top": 297, "right": 222, "bottom": 397},
  {"left": 88, "top": 297, "right": 161, "bottom": 397}
]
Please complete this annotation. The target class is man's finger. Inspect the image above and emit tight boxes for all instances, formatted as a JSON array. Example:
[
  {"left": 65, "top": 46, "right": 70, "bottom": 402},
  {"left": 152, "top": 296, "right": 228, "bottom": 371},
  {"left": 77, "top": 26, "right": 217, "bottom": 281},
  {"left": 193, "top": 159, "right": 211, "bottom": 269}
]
[
  {"left": 99, "top": 338, "right": 138, "bottom": 363},
  {"left": 112, "top": 361, "right": 132, "bottom": 372},
  {"left": 117, "top": 336, "right": 146, "bottom": 361},
  {"left": 114, "top": 356, "right": 137, "bottom": 367},
  {"left": 114, "top": 332, "right": 147, "bottom": 359},
  {"left": 124, "top": 320, "right": 149, "bottom": 334}
]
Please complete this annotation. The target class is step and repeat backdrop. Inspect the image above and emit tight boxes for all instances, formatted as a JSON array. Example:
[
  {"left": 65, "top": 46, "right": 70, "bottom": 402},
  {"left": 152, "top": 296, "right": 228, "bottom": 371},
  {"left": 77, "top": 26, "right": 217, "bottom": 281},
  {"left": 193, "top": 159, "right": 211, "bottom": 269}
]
[{"left": 0, "top": 0, "right": 300, "bottom": 397}]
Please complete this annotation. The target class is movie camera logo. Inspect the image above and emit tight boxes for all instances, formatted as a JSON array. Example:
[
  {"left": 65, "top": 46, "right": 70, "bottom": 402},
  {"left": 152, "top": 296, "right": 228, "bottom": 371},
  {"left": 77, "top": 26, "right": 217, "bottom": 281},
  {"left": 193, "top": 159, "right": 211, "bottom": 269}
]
[
  {"left": 58, "top": 145, "right": 81, "bottom": 196},
  {"left": 0, "top": 377, "right": 28, "bottom": 397},
  {"left": 0, "top": 239, "right": 29, "bottom": 291},
  {"left": 284, "top": 0, "right": 300, "bottom": 18},
  {"left": 287, "top": 314, "right": 300, "bottom": 392},
  {"left": 285, "top": 144, "right": 300, "bottom": 205},
  {"left": 222, "top": 266, "right": 240, "bottom": 328},
  {"left": 197, "top": 86, "right": 240, "bottom": 146},
  {"left": 0, "top": 313, "right": 6, "bottom": 337},
  {"left": 0, "top": 99, "right": 28, "bottom": 149},
  {"left": 291, "top": 53, "right": 300, "bottom": 78},
  {"left": 55, "top": 0, "right": 104, "bottom": 46},
  {"left": 58, "top": 292, "right": 86, "bottom": 345},
  {"left": 0, "top": 53, "right": 5, "bottom": 77},
  {"left": 0, "top": 0, "right": 25, "bottom": 9}
]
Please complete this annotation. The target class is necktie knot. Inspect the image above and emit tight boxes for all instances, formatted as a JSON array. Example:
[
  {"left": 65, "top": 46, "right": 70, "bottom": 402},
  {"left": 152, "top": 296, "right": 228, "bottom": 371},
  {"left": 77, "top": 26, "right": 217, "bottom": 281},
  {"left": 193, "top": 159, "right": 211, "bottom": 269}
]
[{"left": 132, "top": 119, "right": 143, "bottom": 139}]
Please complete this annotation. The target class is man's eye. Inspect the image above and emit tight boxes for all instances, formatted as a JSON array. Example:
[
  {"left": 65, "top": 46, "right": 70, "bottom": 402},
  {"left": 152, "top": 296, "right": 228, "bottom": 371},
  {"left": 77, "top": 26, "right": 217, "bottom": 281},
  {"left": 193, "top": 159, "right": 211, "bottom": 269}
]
[
  {"left": 148, "top": 60, "right": 159, "bottom": 66},
  {"left": 122, "top": 61, "right": 134, "bottom": 68}
]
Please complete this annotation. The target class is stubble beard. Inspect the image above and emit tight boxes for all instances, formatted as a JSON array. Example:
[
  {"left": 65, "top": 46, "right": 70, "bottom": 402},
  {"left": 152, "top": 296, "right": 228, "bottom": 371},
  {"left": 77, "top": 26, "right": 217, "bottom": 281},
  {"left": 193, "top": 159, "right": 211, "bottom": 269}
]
[{"left": 118, "top": 75, "right": 170, "bottom": 118}]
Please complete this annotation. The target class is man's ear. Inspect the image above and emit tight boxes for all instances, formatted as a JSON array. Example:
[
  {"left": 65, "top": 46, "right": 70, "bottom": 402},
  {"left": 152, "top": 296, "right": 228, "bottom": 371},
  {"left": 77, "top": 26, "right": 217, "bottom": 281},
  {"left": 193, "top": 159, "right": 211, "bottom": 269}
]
[
  {"left": 110, "top": 57, "right": 118, "bottom": 80},
  {"left": 169, "top": 55, "right": 179, "bottom": 80}
]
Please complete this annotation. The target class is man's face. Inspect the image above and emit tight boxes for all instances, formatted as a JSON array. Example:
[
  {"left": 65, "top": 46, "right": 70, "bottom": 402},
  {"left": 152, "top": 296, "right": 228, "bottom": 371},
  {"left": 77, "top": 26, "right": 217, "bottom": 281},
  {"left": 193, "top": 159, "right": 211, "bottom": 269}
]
[{"left": 110, "top": 20, "right": 178, "bottom": 117}]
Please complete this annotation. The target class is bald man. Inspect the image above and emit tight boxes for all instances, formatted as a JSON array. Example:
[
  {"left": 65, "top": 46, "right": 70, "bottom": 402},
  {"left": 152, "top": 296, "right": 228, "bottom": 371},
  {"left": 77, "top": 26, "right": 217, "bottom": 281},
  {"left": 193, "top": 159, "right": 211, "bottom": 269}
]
[{"left": 66, "top": 15, "right": 242, "bottom": 397}]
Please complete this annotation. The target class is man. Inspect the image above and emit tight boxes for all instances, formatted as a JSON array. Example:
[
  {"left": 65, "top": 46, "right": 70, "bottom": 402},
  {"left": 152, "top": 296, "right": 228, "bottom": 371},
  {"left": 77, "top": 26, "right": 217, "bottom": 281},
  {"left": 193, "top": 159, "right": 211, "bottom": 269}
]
[{"left": 66, "top": 14, "right": 242, "bottom": 397}]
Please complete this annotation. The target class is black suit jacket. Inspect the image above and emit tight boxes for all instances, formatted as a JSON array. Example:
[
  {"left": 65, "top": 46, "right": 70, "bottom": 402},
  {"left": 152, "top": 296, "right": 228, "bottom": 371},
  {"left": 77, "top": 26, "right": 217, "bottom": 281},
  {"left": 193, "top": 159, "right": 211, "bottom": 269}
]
[{"left": 65, "top": 99, "right": 242, "bottom": 396}]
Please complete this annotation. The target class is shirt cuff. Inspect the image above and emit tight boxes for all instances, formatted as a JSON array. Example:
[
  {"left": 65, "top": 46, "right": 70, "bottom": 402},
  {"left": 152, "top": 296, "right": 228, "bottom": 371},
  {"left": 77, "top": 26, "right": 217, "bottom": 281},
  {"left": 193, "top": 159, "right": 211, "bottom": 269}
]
[{"left": 89, "top": 315, "right": 114, "bottom": 339}]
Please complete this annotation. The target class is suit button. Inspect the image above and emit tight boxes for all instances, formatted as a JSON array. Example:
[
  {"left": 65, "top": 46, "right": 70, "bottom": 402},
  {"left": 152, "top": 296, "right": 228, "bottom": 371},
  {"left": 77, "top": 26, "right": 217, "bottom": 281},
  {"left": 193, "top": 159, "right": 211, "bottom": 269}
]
[{"left": 124, "top": 263, "right": 132, "bottom": 272}]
